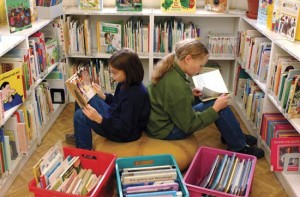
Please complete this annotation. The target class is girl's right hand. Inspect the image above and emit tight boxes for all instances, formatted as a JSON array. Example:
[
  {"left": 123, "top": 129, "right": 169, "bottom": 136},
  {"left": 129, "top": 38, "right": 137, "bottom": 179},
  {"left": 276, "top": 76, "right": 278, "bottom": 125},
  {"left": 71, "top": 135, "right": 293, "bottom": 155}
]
[
  {"left": 92, "top": 82, "right": 106, "bottom": 100},
  {"left": 212, "top": 94, "right": 229, "bottom": 112}
]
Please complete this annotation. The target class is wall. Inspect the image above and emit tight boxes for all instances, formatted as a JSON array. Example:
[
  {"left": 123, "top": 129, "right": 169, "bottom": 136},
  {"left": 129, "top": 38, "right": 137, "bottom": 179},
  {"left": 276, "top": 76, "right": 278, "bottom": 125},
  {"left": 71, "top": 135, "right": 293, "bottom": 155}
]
[{"left": 63, "top": 0, "right": 248, "bottom": 10}]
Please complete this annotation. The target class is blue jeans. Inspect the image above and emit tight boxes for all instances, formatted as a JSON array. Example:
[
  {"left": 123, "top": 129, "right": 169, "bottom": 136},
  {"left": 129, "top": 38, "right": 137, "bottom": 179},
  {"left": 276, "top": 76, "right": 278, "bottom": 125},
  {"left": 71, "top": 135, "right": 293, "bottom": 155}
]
[
  {"left": 74, "top": 96, "right": 110, "bottom": 150},
  {"left": 164, "top": 100, "right": 246, "bottom": 151}
]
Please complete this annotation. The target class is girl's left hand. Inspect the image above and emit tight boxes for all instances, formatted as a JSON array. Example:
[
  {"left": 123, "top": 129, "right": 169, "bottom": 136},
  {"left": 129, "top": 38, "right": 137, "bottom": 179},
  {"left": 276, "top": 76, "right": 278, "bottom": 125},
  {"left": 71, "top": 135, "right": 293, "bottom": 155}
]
[
  {"left": 192, "top": 88, "right": 202, "bottom": 97},
  {"left": 82, "top": 104, "right": 103, "bottom": 124}
]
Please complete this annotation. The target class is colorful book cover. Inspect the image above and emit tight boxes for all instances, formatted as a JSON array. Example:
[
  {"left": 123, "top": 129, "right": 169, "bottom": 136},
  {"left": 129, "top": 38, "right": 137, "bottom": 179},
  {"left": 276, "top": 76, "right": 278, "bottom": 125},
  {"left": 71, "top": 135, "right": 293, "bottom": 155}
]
[
  {"left": 116, "top": 0, "right": 142, "bottom": 11},
  {"left": 257, "top": 0, "right": 268, "bottom": 26},
  {"left": 204, "top": 0, "right": 228, "bottom": 13},
  {"left": 0, "top": 67, "right": 24, "bottom": 111},
  {"left": 5, "top": 0, "right": 32, "bottom": 33},
  {"left": 271, "top": 137, "right": 300, "bottom": 171},
  {"left": 161, "top": 0, "right": 196, "bottom": 13},
  {"left": 278, "top": 0, "right": 300, "bottom": 41},
  {"left": 287, "top": 76, "right": 300, "bottom": 118},
  {"left": 96, "top": 21, "right": 123, "bottom": 54},
  {"left": 79, "top": 0, "right": 103, "bottom": 10}
]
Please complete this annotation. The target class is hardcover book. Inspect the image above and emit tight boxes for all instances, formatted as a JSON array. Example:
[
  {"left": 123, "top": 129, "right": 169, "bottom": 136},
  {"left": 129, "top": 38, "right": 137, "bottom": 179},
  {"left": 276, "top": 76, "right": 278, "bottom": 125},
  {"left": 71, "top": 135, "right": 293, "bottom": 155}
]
[
  {"left": 65, "top": 68, "right": 96, "bottom": 108},
  {"left": 5, "top": 0, "right": 32, "bottom": 33},
  {"left": 116, "top": 0, "right": 142, "bottom": 11},
  {"left": 204, "top": 0, "right": 228, "bottom": 13},
  {"left": 271, "top": 137, "right": 300, "bottom": 171},
  {"left": 161, "top": 0, "right": 196, "bottom": 13},
  {"left": 96, "top": 21, "right": 123, "bottom": 54},
  {"left": 79, "top": 0, "right": 103, "bottom": 10}
]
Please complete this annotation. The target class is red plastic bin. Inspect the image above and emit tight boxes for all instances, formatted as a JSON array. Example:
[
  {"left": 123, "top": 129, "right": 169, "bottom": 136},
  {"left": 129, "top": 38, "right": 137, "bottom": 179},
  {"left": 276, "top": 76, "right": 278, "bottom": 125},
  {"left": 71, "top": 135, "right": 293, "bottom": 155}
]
[
  {"left": 28, "top": 147, "right": 117, "bottom": 197},
  {"left": 183, "top": 146, "right": 257, "bottom": 197}
]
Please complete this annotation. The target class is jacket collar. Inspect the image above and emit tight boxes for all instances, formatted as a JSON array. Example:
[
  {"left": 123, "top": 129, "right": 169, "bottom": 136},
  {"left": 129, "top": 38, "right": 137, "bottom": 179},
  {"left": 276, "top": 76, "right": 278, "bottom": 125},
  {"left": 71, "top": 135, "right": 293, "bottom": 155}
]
[{"left": 173, "top": 61, "right": 190, "bottom": 83}]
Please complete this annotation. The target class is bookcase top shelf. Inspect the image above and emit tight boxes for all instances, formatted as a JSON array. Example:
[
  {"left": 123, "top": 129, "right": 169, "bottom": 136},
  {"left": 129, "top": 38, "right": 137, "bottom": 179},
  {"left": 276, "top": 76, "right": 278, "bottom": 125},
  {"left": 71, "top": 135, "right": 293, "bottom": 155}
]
[
  {"left": 0, "top": 18, "right": 55, "bottom": 37},
  {"left": 64, "top": 7, "right": 152, "bottom": 16},
  {"left": 153, "top": 9, "right": 242, "bottom": 17},
  {"left": 0, "top": 36, "right": 25, "bottom": 56}
]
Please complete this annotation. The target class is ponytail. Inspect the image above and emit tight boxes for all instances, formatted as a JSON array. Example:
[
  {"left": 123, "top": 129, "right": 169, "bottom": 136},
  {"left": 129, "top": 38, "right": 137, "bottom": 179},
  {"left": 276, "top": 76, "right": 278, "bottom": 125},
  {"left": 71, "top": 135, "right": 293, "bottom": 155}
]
[{"left": 151, "top": 53, "right": 175, "bottom": 85}]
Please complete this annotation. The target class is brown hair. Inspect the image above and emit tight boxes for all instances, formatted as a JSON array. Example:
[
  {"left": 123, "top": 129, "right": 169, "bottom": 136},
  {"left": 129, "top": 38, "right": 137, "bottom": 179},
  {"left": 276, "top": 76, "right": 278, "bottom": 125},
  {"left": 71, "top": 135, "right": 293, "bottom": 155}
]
[
  {"left": 151, "top": 38, "right": 209, "bottom": 84},
  {"left": 109, "top": 48, "right": 144, "bottom": 88}
]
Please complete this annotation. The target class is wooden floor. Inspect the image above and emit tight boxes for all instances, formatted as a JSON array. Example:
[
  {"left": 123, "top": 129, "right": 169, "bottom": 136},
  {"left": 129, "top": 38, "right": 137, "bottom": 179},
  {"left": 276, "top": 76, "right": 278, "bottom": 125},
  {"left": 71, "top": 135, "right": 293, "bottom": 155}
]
[{"left": 4, "top": 103, "right": 288, "bottom": 197}]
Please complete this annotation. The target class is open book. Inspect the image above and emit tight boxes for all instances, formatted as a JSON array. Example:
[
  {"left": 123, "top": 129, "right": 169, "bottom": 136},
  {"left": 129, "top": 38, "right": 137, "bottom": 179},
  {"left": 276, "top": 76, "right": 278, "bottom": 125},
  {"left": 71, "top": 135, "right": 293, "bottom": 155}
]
[
  {"left": 65, "top": 68, "right": 96, "bottom": 108},
  {"left": 192, "top": 69, "right": 229, "bottom": 102}
]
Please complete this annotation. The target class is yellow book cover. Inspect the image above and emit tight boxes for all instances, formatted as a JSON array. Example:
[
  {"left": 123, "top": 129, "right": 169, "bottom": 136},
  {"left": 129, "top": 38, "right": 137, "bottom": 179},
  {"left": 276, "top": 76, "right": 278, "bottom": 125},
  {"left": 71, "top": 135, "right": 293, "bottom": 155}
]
[
  {"left": 0, "top": 67, "right": 25, "bottom": 111},
  {"left": 266, "top": 0, "right": 274, "bottom": 30},
  {"left": 161, "top": 0, "right": 196, "bottom": 13}
]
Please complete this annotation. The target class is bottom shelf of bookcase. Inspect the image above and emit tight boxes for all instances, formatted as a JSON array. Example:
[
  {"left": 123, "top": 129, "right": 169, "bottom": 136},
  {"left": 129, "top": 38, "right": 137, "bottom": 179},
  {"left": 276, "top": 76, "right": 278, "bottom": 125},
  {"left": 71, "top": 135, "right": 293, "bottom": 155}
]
[
  {"left": 0, "top": 140, "right": 38, "bottom": 197},
  {"left": 275, "top": 171, "right": 300, "bottom": 197}
]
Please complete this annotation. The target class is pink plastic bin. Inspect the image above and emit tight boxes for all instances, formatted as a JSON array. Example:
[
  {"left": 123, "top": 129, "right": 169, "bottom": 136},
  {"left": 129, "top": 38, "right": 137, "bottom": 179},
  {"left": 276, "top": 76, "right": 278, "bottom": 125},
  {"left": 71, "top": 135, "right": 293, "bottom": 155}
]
[{"left": 184, "top": 146, "right": 257, "bottom": 197}]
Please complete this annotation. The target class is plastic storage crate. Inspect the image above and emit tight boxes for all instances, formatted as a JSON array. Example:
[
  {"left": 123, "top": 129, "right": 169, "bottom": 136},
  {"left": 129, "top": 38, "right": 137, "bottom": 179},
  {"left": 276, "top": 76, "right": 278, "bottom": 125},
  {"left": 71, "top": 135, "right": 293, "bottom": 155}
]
[
  {"left": 115, "top": 154, "right": 189, "bottom": 197},
  {"left": 28, "top": 147, "right": 116, "bottom": 197},
  {"left": 184, "top": 146, "right": 257, "bottom": 197}
]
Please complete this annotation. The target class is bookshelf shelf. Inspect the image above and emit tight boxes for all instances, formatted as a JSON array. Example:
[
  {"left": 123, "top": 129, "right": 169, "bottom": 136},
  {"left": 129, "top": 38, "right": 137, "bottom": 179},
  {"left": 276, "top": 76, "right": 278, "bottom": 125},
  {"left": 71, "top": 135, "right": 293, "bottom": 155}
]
[
  {"left": 0, "top": 36, "right": 25, "bottom": 56},
  {"left": 0, "top": 18, "right": 55, "bottom": 37},
  {"left": 65, "top": 7, "right": 152, "bottom": 16}
]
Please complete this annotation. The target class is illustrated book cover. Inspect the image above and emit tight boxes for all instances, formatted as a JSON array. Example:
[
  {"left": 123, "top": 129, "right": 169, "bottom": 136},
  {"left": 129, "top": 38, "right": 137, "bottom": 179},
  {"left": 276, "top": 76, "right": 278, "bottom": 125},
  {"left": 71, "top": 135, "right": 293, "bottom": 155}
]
[
  {"left": 161, "top": 0, "right": 196, "bottom": 13},
  {"left": 204, "top": 0, "right": 228, "bottom": 13},
  {"left": 271, "top": 137, "right": 300, "bottom": 171},
  {"left": 65, "top": 67, "right": 96, "bottom": 108},
  {"left": 5, "top": 0, "right": 32, "bottom": 33},
  {"left": 116, "top": 0, "right": 142, "bottom": 11},
  {"left": 96, "top": 21, "right": 123, "bottom": 54},
  {"left": 79, "top": 0, "right": 103, "bottom": 10},
  {"left": 192, "top": 69, "right": 229, "bottom": 102}
]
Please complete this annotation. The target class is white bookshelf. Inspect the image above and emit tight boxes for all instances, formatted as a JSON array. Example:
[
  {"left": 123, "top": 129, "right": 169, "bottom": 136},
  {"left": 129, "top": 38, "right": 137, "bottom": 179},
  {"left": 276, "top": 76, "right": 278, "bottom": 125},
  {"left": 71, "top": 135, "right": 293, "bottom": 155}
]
[
  {"left": 230, "top": 13, "right": 300, "bottom": 197},
  {"left": 0, "top": 16, "right": 66, "bottom": 196}
]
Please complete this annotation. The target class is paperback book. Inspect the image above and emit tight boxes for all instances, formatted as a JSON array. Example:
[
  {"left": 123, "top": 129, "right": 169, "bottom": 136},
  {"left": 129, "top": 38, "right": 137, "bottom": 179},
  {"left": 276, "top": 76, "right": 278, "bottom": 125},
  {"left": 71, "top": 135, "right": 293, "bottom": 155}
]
[
  {"left": 65, "top": 67, "right": 96, "bottom": 108},
  {"left": 192, "top": 69, "right": 229, "bottom": 102},
  {"left": 161, "top": 0, "right": 196, "bottom": 13},
  {"left": 78, "top": 0, "right": 103, "bottom": 10},
  {"left": 204, "top": 0, "right": 228, "bottom": 13}
]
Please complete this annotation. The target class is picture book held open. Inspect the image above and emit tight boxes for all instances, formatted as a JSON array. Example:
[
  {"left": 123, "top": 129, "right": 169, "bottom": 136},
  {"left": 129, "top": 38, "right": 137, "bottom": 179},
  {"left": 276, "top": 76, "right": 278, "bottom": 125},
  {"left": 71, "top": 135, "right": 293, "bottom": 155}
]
[
  {"left": 65, "top": 68, "right": 96, "bottom": 108},
  {"left": 192, "top": 69, "right": 229, "bottom": 102}
]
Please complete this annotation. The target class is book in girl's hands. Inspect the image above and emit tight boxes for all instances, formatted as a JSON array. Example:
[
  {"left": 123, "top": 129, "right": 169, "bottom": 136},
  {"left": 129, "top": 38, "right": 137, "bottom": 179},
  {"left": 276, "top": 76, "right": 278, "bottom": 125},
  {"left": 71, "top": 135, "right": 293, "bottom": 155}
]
[
  {"left": 65, "top": 68, "right": 96, "bottom": 108},
  {"left": 192, "top": 69, "right": 229, "bottom": 102}
]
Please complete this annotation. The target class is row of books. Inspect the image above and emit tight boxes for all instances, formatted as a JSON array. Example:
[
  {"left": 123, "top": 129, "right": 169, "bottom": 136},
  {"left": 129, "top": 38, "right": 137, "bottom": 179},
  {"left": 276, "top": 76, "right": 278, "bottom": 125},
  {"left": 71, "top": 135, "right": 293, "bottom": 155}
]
[
  {"left": 32, "top": 141, "right": 101, "bottom": 194},
  {"left": 269, "top": 53, "right": 300, "bottom": 119},
  {"left": 206, "top": 33, "right": 237, "bottom": 58},
  {"left": 119, "top": 165, "right": 183, "bottom": 196},
  {"left": 153, "top": 18, "right": 200, "bottom": 55},
  {"left": 199, "top": 153, "right": 254, "bottom": 196},
  {"left": 238, "top": 29, "right": 271, "bottom": 83},
  {"left": 257, "top": 0, "right": 300, "bottom": 42}
]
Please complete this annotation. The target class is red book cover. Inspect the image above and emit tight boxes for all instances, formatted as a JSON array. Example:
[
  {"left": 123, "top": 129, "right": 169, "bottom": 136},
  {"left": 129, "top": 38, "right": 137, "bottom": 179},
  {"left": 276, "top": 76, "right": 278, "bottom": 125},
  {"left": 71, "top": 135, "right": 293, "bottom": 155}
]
[
  {"left": 274, "top": 123, "right": 297, "bottom": 138},
  {"left": 260, "top": 113, "right": 285, "bottom": 141},
  {"left": 271, "top": 137, "right": 300, "bottom": 172}
]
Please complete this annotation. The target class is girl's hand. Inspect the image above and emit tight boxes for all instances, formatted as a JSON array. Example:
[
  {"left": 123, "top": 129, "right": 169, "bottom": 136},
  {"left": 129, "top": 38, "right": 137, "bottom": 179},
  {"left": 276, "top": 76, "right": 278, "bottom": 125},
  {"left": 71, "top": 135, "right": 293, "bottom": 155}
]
[
  {"left": 82, "top": 104, "right": 103, "bottom": 124},
  {"left": 212, "top": 94, "right": 229, "bottom": 112},
  {"left": 92, "top": 82, "right": 106, "bottom": 100},
  {"left": 192, "top": 88, "right": 202, "bottom": 97}
]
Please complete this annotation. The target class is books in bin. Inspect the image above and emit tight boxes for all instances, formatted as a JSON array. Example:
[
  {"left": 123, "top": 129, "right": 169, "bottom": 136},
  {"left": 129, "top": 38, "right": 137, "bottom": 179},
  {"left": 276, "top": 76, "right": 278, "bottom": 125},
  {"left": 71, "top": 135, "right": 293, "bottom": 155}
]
[
  {"left": 192, "top": 69, "right": 229, "bottom": 102},
  {"left": 116, "top": 0, "right": 142, "bottom": 11},
  {"left": 161, "top": 0, "right": 196, "bottom": 13},
  {"left": 65, "top": 68, "right": 96, "bottom": 108},
  {"left": 5, "top": 0, "right": 32, "bottom": 33}
]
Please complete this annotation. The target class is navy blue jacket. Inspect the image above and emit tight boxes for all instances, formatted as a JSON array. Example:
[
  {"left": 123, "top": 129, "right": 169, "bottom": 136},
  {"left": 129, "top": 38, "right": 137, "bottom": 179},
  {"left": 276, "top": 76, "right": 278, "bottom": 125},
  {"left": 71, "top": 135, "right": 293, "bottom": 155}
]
[{"left": 101, "top": 83, "right": 150, "bottom": 142}]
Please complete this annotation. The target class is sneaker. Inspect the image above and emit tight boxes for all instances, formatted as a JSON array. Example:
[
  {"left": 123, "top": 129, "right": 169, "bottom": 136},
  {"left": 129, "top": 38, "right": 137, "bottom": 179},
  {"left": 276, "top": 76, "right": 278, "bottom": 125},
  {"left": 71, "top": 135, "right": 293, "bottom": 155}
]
[
  {"left": 65, "top": 133, "right": 75, "bottom": 145},
  {"left": 221, "top": 134, "right": 258, "bottom": 146},
  {"left": 236, "top": 146, "right": 265, "bottom": 159}
]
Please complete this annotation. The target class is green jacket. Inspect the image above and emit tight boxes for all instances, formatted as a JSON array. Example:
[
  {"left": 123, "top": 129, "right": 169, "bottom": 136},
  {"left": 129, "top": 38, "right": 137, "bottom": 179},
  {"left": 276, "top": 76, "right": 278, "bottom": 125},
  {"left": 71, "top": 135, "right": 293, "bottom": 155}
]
[{"left": 146, "top": 63, "right": 219, "bottom": 139}]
